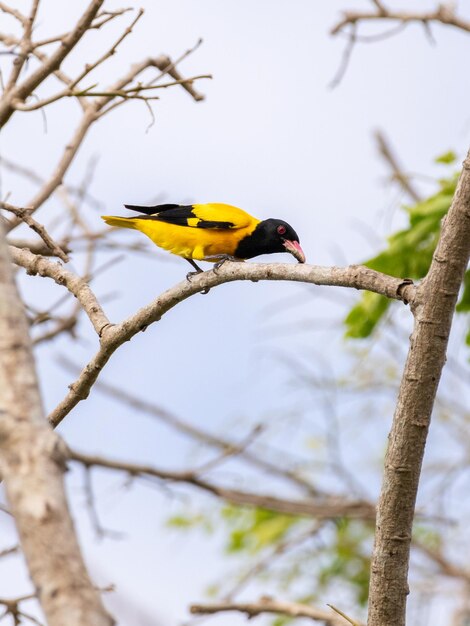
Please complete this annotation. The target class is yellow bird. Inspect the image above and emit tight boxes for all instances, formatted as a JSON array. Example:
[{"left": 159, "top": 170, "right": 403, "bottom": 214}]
[{"left": 102, "top": 202, "right": 305, "bottom": 273}]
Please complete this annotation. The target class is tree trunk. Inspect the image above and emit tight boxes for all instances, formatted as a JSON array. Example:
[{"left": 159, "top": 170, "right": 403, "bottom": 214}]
[
  {"left": 367, "top": 152, "right": 470, "bottom": 626},
  {"left": 0, "top": 221, "right": 114, "bottom": 626}
]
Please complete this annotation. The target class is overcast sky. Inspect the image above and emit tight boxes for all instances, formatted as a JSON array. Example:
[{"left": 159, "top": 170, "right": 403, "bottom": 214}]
[{"left": 1, "top": 1, "right": 470, "bottom": 624}]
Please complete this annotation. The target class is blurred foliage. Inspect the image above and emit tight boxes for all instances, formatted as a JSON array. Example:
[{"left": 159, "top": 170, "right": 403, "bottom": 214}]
[
  {"left": 169, "top": 504, "right": 374, "bottom": 608},
  {"left": 345, "top": 153, "right": 470, "bottom": 340},
  {"left": 221, "top": 505, "right": 299, "bottom": 553},
  {"left": 317, "top": 518, "right": 371, "bottom": 606},
  {"left": 169, "top": 509, "right": 445, "bottom": 611},
  {"left": 167, "top": 513, "right": 213, "bottom": 532}
]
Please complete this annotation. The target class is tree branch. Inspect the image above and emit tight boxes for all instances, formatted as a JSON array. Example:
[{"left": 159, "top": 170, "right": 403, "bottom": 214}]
[
  {"left": 0, "top": 1, "right": 27, "bottom": 25},
  {"left": 9, "top": 245, "right": 110, "bottom": 336},
  {"left": 68, "top": 448, "right": 375, "bottom": 520},
  {"left": 58, "top": 358, "right": 321, "bottom": 495},
  {"left": 46, "top": 262, "right": 415, "bottom": 427},
  {"left": 3, "top": 0, "right": 39, "bottom": 92},
  {"left": 367, "top": 150, "right": 470, "bottom": 626},
  {"left": 331, "top": 3, "right": 470, "bottom": 37},
  {"left": 1, "top": 202, "right": 69, "bottom": 262},
  {"left": 4, "top": 52, "right": 205, "bottom": 230},
  {"left": 374, "top": 130, "right": 422, "bottom": 202},
  {"left": 0, "top": 0, "right": 105, "bottom": 126},
  {"left": 190, "top": 597, "right": 362, "bottom": 625},
  {"left": 330, "top": 2, "right": 470, "bottom": 84}
]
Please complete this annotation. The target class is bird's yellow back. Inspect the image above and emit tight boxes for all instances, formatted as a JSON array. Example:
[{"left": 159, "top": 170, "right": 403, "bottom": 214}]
[{"left": 102, "top": 203, "right": 260, "bottom": 261}]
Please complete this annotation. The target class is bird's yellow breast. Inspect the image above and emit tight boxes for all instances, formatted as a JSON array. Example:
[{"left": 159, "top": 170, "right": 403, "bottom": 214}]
[
  {"left": 135, "top": 219, "right": 253, "bottom": 260},
  {"left": 102, "top": 203, "right": 261, "bottom": 261}
]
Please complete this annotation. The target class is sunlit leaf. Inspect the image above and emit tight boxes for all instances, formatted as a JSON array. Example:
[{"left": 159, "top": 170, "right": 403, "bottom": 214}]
[{"left": 435, "top": 150, "right": 457, "bottom": 164}]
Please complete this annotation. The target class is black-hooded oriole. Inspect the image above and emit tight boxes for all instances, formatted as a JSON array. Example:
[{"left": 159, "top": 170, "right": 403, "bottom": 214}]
[{"left": 102, "top": 203, "right": 305, "bottom": 272}]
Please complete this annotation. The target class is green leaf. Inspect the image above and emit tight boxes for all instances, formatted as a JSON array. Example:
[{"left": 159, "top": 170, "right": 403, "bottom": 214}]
[
  {"left": 435, "top": 150, "right": 457, "bottom": 164},
  {"left": 227, "top": 529, "right": 249, "bottom": 552},
  {"left": 167, "top": 514, "right": 204, "bottom": 528},
  {"left": 316, "top": 519, "right": 372, "bottom": 606},
  {"left": 345, "top": 292, "right": 390, "bottom": 338},
  {"left": 345, "top": 164, "right": 459, "bottom": 339}
]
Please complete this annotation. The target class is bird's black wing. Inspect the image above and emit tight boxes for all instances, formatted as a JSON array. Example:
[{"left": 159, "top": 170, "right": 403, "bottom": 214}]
[
  {"left": 124, "top": 203, "right": 181, "bottom": 215},
  {"left": 125, "top": 204, "right": 235, "bottom": 229}
]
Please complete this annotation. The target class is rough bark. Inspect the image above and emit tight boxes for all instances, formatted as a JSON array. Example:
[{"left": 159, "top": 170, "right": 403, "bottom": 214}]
[
  {"left": 367, "top": 151, "right": 470, "bottom": 626},
  {"left": 0, "top": 222, "right": 114, "bottom": 626}
]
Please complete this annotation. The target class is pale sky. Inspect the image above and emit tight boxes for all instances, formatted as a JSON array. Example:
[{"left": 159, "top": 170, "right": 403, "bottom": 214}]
[{"left": 1, "top": 1, "right": 470, "bottom": 624}]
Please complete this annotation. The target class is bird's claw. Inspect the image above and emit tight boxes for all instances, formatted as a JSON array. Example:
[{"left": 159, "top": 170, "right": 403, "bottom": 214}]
[
  {"left": 203, "top": 254, "right": 239, "bottom": 274},
  {"left": 186, "top": 270, "right": 201, "bottom": 281},
  {"left": 186, "top": 269, "right": 210, "bottom": 295}
]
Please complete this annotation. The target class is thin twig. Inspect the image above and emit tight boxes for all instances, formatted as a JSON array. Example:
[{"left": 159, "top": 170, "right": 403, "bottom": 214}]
[
  {"left": 329, "top": 23, "right": 357, "bottom": 88},
  {"left": 374, "top": 130, "right": 422, "bottom": 202},
  {"left": 328, "top": 604, "right": 361, "bottom": 626},
  {"left": 1, "top": 202, "right": 69, "bottom": 261}
]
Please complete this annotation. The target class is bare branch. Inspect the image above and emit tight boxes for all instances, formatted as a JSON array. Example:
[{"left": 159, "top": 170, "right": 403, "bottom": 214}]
[
  {"left": 0, "top": 544, "right": 19, "bottom": 559},
  {"left": 0, "top": 32, "right": 89, "bottom": 111},
  {"left": 374, "top": 130, "right": 422, "bottom": 202},
  {"left": 0, "top": 2, "right": 27, "bottom": 25},
  {"left": 10, "top": 246, "right": 110, "bottom": 336},
  {"left": 1, "top": 202, "right": 69, "bottom": 262},
  {"left": 190, "top": 597, "right": 362, "bottom": 625},
  {"left": 0, "top": 593, "right": 39, "bottom": 626},
  {"left": 0, "top": 0, "right": 105, "bottom": 126},
  {"left": 330, "top": 2, "right": 470, "bottom": 85},
  {"left": 47, "top": 262, "right": 415, "bottom": 427},
  {"left": 32, "top": 308, "right": 80, "bottom": 345},
  {"left": 371, "top": 0, "right": 387, "bottom": 14},
  {"left": 33, "top": 7, "right": 134, "bottom": 48},
  {"left": 7, "top": 238, "right": 72, "bottom": 257},
  {"left": 331, "top": 4, "right": 470, "bottom": 37},
  {"left": 3, "top": 0, "right": 40, "bottom": 92},
  {"left": 329, "top": 23, "right": 357, "bottom": 88},
  {"left": 13, "top": 8, "right": 145, "bottom": 112},
  {"left": 82, "top": 466, "right": 125, "bottom": 540},
  {"left": 68, "top": 448, "right": 375, "bottom": 520},
  {"left": 58, "top": 358, "right": 321, "bottom": 495},
  {"left": 4, "top": 53, "right": 205, "bottom": 230}
]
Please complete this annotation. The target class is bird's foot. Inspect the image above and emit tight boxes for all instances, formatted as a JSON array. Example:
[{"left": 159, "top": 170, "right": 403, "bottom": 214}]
[
  {"left": 203, "top": 254, "right": 240, "bottom": 273},
  {"left": 185, "top": 269, "right": 210, "bottom": 295},
  {"left": 186, "top": 270, "right": 202, "bottom": 281}
]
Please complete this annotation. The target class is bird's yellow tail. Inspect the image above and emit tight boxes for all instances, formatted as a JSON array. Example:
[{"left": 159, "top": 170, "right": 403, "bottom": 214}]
[{"left": 101, "top": 215, "right": 138, "bottom": 230}]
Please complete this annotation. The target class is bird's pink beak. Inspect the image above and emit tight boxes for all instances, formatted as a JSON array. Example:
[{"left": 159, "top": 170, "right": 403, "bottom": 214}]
[{"left": 283, "top": 239, "right": 306, "bottom": 263}]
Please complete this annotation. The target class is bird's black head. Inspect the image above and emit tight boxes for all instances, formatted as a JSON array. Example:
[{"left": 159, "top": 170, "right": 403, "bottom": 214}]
[{"left": 235, "top": 218, "right": 305, "bottom": 263}]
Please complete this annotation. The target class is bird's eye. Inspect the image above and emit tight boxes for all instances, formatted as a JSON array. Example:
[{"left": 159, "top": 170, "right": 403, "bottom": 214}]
[{"left": 277, "top": 225, "right": 286, "bottom": 235}]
